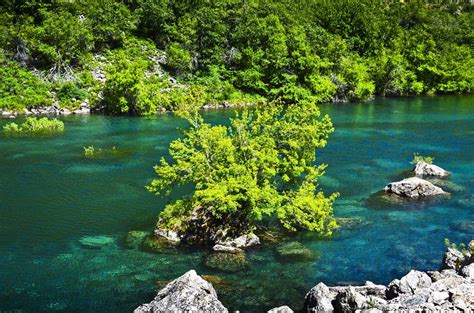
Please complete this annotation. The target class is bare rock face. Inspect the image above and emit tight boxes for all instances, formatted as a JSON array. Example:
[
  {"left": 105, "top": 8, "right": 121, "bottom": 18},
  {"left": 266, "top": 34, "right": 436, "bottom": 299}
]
[
  {"left": 134, "top": 270, "right": 228, "bottom": 313},
  {"left": 304, "top": 281, "right": 387, "bottom": 312},
  {"left": 414, "top": 162, "right": 450, "bottom": 177},
  {"left": 442, "top": 246, "right": 468, "bottom": 271},
  {"left": 384, "top": 177, "right": 446, "bottom": 198},
  {"left": 387, "top": 270, "right": 431, "bottom": 298},
  {"left": 304, "top": 282, "right": 335, "bottom": 312},
  {"left": 304, "top": 242, "right": 474, "bottom": 312}
]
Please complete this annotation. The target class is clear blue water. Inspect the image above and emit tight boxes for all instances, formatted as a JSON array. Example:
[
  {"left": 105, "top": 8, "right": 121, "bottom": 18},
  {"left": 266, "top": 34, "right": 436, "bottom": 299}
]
[{"left": 0, "top": 96, "right": 473, "bottom": 312}]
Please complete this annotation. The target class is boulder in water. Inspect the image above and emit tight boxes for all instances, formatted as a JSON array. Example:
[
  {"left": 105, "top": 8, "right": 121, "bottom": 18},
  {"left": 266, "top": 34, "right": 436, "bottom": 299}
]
[
  {"left": 134, "top": 270, "right": 228, "bottom": 312},
  {"left": 384, "top": 177, "right": 446, "bottom": 198},
  {"left": 413, "top": 162, "right": 449, "bottom": 177}
]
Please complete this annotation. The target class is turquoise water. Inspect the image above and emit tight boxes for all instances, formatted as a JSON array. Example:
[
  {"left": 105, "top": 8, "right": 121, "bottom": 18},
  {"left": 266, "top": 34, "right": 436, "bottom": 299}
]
[{"left": 0, "top": 96, "right": 473, "bottom": 312}]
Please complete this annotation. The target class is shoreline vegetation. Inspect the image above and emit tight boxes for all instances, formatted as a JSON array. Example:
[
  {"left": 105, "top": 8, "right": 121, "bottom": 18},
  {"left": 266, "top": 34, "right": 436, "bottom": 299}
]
[{"left": 1, "top": 1, "right": 472, "bottom": 117}]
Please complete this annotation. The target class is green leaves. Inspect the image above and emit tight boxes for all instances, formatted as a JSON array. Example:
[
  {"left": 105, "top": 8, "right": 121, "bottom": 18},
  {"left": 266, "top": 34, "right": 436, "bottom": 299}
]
[
  {"left": 1, "top": 0, "right": 472, "bottom": 114},
  {"left": 0, "top": 62, "right": 53, "bottom": 110},
  {"left": 3, "top": 117, "right": 64, "bottom": 135},
  {"left": 148, "top": 100, "right": 338, "bottom": 236}
]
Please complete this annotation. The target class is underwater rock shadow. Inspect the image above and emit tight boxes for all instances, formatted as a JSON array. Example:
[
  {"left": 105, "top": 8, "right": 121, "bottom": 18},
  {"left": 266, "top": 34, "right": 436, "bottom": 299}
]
[{"left": 365, "top": 190, "right": 450, "bottom": 211}]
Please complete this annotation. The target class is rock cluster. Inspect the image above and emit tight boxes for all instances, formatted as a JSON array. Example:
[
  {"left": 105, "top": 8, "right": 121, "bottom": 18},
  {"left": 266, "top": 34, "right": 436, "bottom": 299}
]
[
  {"left": 304, "top": 241, "right": 474, "bottom": 312},
  {"left": 203, "top": 101, "right": 257, "bottom": 109},
  {"left": 134, "top": 241, "right": 473, "bottom": 312},
  {"left": 134, "top": 270, "right": 228, "bottom": 313},
  {"left": 0, "top": 102, "right": 90, "bottom": 118},
  {"left": 383, "top": 160, "right": 452, "bottom": 198},
  {"left": 384, "top": 177, "right": 447, "bottom": 198},
  {"left": 134, "top": 269, "right": 295, "bottom": 312}
]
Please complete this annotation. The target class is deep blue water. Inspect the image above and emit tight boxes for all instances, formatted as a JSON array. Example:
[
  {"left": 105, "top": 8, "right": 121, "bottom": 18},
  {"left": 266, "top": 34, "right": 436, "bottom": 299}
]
[{"left": 0, "top": 96, "right": 473, "bottom": 312}]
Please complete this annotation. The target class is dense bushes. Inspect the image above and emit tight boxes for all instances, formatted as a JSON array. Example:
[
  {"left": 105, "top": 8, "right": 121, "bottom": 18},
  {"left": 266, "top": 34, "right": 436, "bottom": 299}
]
[
  {"left": 0, "top": 0, "right": 472, "bottom": 114},
  {"left": 0, "top": 62, "right": 53, "bottom": 111},
  {"left": 3, "top": 117, "right": 64, "bottom": 135}
]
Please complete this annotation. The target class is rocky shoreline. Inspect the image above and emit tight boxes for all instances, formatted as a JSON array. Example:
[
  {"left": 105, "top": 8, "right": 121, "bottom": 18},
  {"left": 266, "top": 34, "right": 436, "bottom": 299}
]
[
  {"left": 135, "top": 241, "right": 474, "bottom": 312},
  {"left": 0, "top": 102, "right": 91, "bottom": 118},
  {"left": 0, "top": 100, "right": 256, "bottom": 119}
]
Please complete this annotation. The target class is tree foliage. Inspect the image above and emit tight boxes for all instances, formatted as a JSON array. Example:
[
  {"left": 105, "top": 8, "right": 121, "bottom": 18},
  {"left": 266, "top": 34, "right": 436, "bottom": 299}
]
[
  {"left": 0, "top": 0, "right": 472, "bottom": 113},
  {"left": 147, "top": 100, "right": 338, "bottom": 237}
]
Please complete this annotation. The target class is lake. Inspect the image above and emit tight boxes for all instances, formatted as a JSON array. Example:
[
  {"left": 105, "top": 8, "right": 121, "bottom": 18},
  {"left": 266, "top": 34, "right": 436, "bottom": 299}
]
[{"left": 0, "top": 95, "right": 473, "bottom": 312}]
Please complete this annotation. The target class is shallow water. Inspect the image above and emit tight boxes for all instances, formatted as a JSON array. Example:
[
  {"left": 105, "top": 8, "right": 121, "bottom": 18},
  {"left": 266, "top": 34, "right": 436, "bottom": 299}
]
[{"left": 0, "top": 96, "right": 473, "bottom": 312}]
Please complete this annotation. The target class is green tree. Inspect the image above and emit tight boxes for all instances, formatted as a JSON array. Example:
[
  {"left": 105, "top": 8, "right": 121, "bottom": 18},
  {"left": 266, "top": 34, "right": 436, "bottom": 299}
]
[
  {"left": 147, "top": 100, "right": 338, "bottom": 243},
  {"left": 20, "top": 8, "right": 93, "bottom": 68}
]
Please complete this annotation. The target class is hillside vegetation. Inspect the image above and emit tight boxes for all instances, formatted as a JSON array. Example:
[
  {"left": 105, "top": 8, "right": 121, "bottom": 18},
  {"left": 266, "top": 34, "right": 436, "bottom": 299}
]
[{"left": 1, "top": 0, "right": 472, "bottom": 115}]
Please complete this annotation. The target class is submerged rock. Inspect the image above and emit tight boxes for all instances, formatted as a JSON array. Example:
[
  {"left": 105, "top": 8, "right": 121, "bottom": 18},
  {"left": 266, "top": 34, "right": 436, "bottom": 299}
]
[
  {"left": 125, "top": 230, "right": 149, "bottom": 250},
  {"left": 384, "top": 177, "right": 446, "bottom": 198},
  {"left": 256, "top": 228, "right": 287, "bottom": 245},
  {"left": 457, "top": 195, "right": 474, "bottom": 208},
  {"left": 140, "top": 235, "right": 177, "bottom": 254},
  {"left": 79, "top": 235, "right": 115, "bottom": 249},
  {"left": 134, "top": 270, "right": 228, "bottom": 313},
  {"left": 414, "top": 162, "right": 450, "bottom": 177},
  {"left": 336, "top": 217, "right": 370, "bottom": 230},
  {"left": 201, "top": 275, "right": 226, "bottom": 286},
  {"left": 276, "top": 242, "right": 315, "bottom": 262},
  {"left": 204, "top": 252, "right": 249, "bottom": 273},
  {"left": 426, "top": 178, "right": 465, "bottom": 192}
]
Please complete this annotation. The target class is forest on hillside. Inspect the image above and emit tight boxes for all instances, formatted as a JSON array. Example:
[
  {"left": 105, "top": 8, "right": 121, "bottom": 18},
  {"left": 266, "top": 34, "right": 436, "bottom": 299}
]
[{"left": 1, "top": 0, "right": 473, "bottom": 115}]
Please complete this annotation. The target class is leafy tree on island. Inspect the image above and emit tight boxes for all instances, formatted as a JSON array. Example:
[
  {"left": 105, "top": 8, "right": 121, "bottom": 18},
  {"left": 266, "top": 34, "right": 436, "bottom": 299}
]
[{"left": 147, "top": 100, "right": 338, "bottom": 243}]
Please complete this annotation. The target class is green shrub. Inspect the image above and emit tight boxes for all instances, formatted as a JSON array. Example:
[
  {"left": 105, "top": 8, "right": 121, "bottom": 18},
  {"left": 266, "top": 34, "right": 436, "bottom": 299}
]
[
  {"left": 412, "top": 153, "right": 434, "bottom": 164},
  {"left": 147, "top": 100, "right": 339, "bottom": 239},
  {"left": 3, "top": 117, "right": 64, "bottom": 135},
  {"left": 20, "top": 8, "right": 93, "bottom": 68},
  {"left": 83, "top": 145, "right": 95, "bottom": 157},
  {"left": 56, "top": 81, "right": 88, "bottom": 106},
  {"left": 444, "top": 238, "right": 473, "bottom": 255},
  {"left": 0, "top": 62, "right": 53, "bottom": 110}
]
